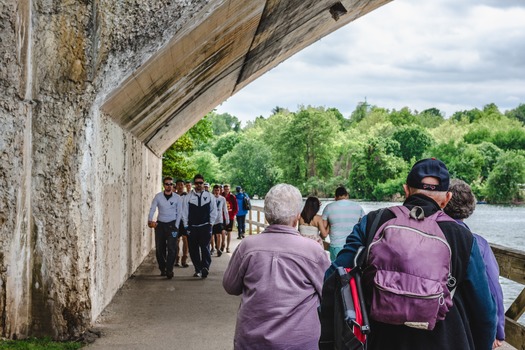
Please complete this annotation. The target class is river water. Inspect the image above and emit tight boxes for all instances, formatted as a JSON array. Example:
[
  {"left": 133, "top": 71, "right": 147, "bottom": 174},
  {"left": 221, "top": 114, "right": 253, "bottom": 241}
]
[{"left": 251, "top": 199, "right": 525, "bottom": 321}]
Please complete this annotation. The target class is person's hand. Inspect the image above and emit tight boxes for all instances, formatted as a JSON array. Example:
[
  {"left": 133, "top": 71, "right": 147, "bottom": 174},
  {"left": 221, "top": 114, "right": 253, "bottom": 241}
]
[
  {"left": 493, "top": 339, "right": 503, "bottom": 349},
  {"left": 148, "top": 221, "right": 157, "bottom": 228}
]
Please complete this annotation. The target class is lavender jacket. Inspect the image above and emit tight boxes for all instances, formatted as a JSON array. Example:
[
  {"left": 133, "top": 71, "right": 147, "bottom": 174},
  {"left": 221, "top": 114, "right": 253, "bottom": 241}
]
[
  {"left": 223, "top": 224, "right": 330, "bottom": 350},
  {"left": 459, "top": 221, "right": 505, "bottom": 340}
]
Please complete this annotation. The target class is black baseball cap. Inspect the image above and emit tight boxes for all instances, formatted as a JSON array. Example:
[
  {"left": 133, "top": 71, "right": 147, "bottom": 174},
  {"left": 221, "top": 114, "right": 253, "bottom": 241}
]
[{"left": 406, "top": 158, "right": 450, "bottom": 191}]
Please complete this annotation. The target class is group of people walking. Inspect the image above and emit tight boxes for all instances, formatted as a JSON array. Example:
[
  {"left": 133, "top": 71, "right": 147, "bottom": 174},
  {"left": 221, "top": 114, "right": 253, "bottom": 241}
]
[
  {"left": 147, "top": 175, "right": 251, "bottom": 280},
  {"left": 222, "top": 158, "right": 505, "bottom": 350}
]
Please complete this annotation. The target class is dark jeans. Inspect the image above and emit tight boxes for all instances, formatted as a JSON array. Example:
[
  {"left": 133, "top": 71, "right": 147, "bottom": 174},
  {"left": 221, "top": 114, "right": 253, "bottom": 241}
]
[
  {"left": 236, "top": 215, "right": 246, "bottom": 236},
  {"left": 155, "top": 221, "right": 178, "bottom": 273},
  {"left": 188, "top": 224, "right": 212, "bottom": 273}
]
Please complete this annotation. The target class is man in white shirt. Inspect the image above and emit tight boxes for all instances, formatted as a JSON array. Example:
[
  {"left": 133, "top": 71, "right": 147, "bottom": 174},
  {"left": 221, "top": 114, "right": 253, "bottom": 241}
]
[{"left": 148, "top": 177, "right": 183, "bottom": 279}]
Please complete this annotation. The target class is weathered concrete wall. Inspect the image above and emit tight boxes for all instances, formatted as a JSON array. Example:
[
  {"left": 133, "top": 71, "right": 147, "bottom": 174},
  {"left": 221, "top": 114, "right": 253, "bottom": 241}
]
[{"left": 0, "top": 0, "right": 207, "bottom": 339}]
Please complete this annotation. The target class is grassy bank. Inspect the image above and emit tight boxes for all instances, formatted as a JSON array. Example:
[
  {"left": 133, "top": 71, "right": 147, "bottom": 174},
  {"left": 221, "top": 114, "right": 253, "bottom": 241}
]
[{"left": 0, "top": 337, "right": 83, "bottom": 350}]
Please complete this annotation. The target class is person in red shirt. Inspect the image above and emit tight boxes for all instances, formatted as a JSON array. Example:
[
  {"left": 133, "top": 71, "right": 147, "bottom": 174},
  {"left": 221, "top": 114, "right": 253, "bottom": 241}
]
[{"left": 222, "top": 184, "right": 238, "bottom": 253}]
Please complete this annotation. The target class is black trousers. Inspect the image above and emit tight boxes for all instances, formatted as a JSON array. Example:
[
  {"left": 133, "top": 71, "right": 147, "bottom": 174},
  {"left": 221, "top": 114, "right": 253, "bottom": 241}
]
[
  {"left": 188, "top": 224, "right": 212, "bottom": 273},
  {"left": 155, "top": 221, "right": 178, "bottom": 273}
]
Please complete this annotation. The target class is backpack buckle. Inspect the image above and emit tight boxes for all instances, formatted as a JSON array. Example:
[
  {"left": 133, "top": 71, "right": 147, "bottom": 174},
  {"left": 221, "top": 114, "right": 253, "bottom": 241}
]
[{"left": 409, "top": 206, "right": 425, "bottom": 220}]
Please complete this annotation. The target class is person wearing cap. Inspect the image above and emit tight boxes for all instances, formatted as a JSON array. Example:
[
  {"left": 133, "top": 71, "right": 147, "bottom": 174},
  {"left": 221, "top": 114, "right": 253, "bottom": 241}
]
[
  {"left": 324, "top": 158, "right": 496, "bottom": 350},
  {"left": 204, "top": 182, "right": 210, "bottom": 192},
  {"left": 235, "top": 186, "right": 250, "bottom": 239},
  {"left": 223, "top": 184, "right": 330, "bottom": 349}
]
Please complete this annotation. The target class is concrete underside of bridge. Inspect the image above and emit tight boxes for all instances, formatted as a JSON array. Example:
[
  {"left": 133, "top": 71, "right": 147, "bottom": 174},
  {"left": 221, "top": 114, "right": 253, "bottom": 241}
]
[{"left": 0, "top": 0, "right": 390, "bottom": 339}]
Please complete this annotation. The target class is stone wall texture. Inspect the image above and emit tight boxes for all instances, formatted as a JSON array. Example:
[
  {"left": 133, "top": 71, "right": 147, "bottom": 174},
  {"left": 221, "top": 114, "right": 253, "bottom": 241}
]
[{"left": 0, "top": 0, "right": 208, "bottom": 339}]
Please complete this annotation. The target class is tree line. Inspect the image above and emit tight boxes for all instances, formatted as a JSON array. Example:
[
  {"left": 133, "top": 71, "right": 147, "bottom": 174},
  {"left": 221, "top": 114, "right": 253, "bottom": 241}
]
[{"left": 162, "top": 102, "right": 525, "bottom": 204}]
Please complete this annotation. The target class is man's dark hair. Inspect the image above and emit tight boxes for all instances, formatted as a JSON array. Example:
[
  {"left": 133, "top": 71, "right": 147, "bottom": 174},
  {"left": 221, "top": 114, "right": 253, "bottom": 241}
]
[
  {"left": 335, "top": 186, "right": 348, "bottom": 198},
  {"left": 163, "top": 176, "right": 173, "bottom": 182},
  {"left": 175, "top": 179, "right": 184, "bottom": 184},
  {"left": 194, "top": 174, "right": 204, "bottom": 181},
  {"left": 444, "top": 179, "right": 476, "bottom": 220},
  {"left": 213, "top": 184, "right": 221, "bottom": 190}
]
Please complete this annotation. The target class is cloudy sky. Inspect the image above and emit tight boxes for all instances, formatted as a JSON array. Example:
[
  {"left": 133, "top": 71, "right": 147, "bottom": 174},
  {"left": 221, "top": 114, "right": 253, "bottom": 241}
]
[{"left": 216, "top": 0, "right": 525, "bottom": 124}]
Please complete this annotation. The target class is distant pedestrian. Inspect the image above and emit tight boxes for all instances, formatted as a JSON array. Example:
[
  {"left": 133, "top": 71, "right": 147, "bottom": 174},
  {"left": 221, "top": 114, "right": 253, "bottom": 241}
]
[
  {"left": 212, "top": 185, "right": 229, "bottom": 257},
  {"left": 322, "top": 186, "right": 364, "bottom": 261},
  {"left": 147, "top": 177, "right": 182, "bottom": 279},
  {"left": 185, "top": 180, "right": 192, "bottom": 194},
  {"left": 223, "top": 184, "right": 330, "bottom": 349},
  {"left": 174, "top": 179, "right": 189, "bottom": 268},
  {"left": 299, "top": 196, "right": 328, "bottom": 248},
  {"left": 222, "top": 184, "right": 238, "bottom": 253},
  {"left": 182, "top": 174, "right": 217, "bottom": 278},
  {"left": 444, "top": 179, "right": 505, "bottom": 348},
  {"left": 235, "top": 186, "right": 250, "bottom": 239}
]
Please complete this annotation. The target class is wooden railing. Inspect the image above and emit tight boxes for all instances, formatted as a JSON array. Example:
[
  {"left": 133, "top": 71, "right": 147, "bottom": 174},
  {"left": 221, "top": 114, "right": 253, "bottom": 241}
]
[
  {"left": 246, "top": 205, "right": 268, "bottom": 234},
  {"left": 491, "top": 244, "right": 525, "bottom": 349},
  {"left": 246, "top": 207, "right": 525, "bottom": 348}
]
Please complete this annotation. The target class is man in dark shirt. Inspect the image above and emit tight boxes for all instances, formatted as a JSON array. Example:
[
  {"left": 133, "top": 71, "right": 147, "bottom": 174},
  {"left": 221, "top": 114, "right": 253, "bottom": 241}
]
[{"left": 182, "top": 174, "right": 217, "bottom": 279}]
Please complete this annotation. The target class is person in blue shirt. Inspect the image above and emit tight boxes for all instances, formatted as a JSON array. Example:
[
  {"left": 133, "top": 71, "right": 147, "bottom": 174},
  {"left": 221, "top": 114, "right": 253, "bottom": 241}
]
[
  {"left": 235, "top": 186, "right": 250, "bottom": 239},
  {"left": 444, "top": 179, "right": 505, "bottom": 348}
]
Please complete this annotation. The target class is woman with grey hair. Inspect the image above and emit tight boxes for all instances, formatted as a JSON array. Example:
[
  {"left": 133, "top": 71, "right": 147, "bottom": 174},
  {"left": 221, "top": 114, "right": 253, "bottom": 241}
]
[
  {"left": 444, "top": 179, "right": 505, "bottom": 348},
  {"left": 223, "top": 184, "right": 330, "bottom": 350}
]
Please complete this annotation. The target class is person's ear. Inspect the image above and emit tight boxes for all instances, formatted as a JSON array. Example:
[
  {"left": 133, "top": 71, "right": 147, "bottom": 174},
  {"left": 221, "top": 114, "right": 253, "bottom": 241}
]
[
  {"left": 439, "top": 191, "right": 453, "bottom": 209},
  {"left": 403, "top": 184, "right": 410, "bottom": 198}
]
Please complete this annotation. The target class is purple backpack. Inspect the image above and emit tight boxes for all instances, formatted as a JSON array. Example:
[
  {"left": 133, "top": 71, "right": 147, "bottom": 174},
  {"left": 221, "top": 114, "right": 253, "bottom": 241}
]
[{"left": 365, "top": 205, "right": 457, "bottom": 330}]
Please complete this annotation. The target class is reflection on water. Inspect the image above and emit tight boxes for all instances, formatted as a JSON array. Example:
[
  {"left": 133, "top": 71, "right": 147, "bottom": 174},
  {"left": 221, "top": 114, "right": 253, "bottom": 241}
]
[{"left": 252, "top": 199, "right": 525, "bottom": 322}]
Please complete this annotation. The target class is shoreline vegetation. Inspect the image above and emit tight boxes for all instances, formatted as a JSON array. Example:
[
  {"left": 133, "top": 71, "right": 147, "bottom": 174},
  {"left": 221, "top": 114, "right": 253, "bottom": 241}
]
[{"left": 163, "top": 102, "right": 525, "bottom": 205}]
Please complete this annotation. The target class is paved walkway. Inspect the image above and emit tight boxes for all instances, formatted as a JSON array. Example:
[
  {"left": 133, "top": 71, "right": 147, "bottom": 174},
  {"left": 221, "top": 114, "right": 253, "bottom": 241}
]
[
  {"left": 86, "top": 238, "right": 242, "bottom": 350},
  {"left": 86, "top": 235, "right": 516, "bottom": 350}
]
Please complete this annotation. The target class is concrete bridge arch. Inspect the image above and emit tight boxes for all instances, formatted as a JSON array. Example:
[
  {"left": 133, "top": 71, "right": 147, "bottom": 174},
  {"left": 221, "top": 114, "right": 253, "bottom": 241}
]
[{"left": 0, "top": 0, "right": 389, "bottom": 339}]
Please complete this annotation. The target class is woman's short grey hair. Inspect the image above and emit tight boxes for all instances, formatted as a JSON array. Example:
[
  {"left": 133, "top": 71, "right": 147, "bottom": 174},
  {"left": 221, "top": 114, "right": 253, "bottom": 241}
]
[
  {"left": 264, "top": 184, "right": 303, "bottom": 225},
  {"left": 444, "top": 179, "right": 476, "bottom": 220}
]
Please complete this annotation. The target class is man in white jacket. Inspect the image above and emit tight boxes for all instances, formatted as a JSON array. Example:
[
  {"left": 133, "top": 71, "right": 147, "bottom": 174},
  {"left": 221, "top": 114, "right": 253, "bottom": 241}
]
[{"left": 148, "top": 177, "right": 183, "bottom": 279}]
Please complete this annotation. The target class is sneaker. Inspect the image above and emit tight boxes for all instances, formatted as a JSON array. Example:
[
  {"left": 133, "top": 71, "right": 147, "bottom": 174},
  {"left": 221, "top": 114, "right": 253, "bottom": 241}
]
[
  {"left": 201, "top": 267, "right": 209, "bottom": 279},
  {"left": 166, "top": 271, "right": 174, "bottom": 279},
  {"left": 182, "top": 263, "right": 189, "bottom": 268},
  {"left": 226, "top": 248, "right": 230, "bottom": 253},
  {"left": 217, "top": 249, "right": 222, "bottom": 257},
  {"left": 193, "top": 272, "right": 201, "bottom": 278},
  {"left": 210, "top": 248, "right": 215, "bottom": 254},
  {"left": 175, "top": 262, "right": 180, "bottom": 267},
  {"left": 160, "top": 270, "right": 166, "bottom": 276},
  {"left": 237, "top": 236, "right": 242, "bottom": 240}
]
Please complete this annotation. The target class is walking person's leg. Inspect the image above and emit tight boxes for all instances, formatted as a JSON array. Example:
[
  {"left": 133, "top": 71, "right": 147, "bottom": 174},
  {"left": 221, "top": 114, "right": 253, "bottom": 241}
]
[
  {"left": 165, "top": 230, "right": 178, "bottom": 279},
  {"left": 198, "top": 225, "right": 212, "bottom": 278},
  {"left": 181, "top": 235, "right": 189, "bottom": 267},
  {"left": 238, "top": 215, "right": 246, "bottom": 238},
  {"left": 188, "top": 227, "right": 202, "bottom": 276},
  {"left": 154, "top": 223, "right": 168, "bottom": 275}
]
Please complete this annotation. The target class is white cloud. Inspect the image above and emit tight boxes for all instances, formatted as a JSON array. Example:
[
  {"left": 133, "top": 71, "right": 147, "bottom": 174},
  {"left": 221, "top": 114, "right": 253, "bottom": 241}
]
[{"left": 216, "top": 0, "right": 525, "bottom": 123}]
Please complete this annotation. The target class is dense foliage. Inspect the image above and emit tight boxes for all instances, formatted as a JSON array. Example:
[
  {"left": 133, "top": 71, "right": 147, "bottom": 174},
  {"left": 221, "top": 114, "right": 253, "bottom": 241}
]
[{"left": 163, "top": 104, "right": 525, "bottom": 204}]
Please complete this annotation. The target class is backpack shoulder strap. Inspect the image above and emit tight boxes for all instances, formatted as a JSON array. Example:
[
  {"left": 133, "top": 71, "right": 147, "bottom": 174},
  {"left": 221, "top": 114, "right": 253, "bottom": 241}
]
[{"left": 356, "top": 208, "right": 385, "bottom": 268}]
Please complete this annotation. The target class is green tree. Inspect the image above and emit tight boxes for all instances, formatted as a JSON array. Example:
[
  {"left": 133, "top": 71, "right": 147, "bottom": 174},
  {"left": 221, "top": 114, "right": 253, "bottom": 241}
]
[
  {"left": 485, "top": 151, "right": 525, "bottom": 203},
  {"left": 417, "top": 108, "right": 445, "bottom": 128},
  {"left": 221, "top": 139, "right": 280, "bottom": 196},
  {"left": 391, "top": 126, "right": 434, "bottom": 161},
  {"left": 349, "top": 137, "right": 407, "bottom": 199},
  {"left": 162, "top": 116, "right": 214, "bottom": 179},
  {"left": 389, "top": 107, "right": 418, "bottom": 126},
  {"left": 188, "top": 151, "right": 223, "bottom": 183},
  {"left": 491, "top": 129, "right": 525, "bottom": 151},
  {"left": 211, "top": 132, "right": 243, "bottom": 159},
  {"left": 207, "top": 111, "right": 241, "bottom": 135},
  {"left": 506, "top": 103, "right": 525, "bottom": 125}
]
